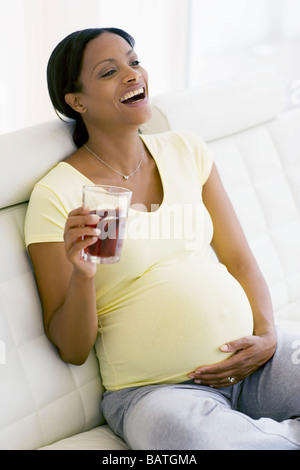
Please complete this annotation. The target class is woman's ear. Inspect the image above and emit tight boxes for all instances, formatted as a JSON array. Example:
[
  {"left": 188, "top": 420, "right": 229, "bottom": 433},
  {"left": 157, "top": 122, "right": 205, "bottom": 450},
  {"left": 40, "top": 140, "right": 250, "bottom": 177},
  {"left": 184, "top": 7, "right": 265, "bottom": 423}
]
[{"left": 65, "top": 93, "right": 86, "bottom": 114}]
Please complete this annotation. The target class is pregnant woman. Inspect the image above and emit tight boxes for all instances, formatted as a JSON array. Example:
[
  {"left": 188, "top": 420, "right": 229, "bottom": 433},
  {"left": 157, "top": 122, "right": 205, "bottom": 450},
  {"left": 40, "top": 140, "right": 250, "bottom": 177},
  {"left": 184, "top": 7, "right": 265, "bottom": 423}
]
[{"left": 25, "top": 28, "right": 300, "bottom": 450}]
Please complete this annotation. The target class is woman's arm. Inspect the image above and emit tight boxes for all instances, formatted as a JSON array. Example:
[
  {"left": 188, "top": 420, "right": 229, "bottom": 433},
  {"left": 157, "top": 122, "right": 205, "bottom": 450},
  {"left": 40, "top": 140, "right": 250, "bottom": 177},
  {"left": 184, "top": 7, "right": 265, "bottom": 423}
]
[
  {"left": 189, "top": 163, "right": 277, "bottom": 387},
  {"left": 28, "top": 206, "right": 100, "bottom": 365}
]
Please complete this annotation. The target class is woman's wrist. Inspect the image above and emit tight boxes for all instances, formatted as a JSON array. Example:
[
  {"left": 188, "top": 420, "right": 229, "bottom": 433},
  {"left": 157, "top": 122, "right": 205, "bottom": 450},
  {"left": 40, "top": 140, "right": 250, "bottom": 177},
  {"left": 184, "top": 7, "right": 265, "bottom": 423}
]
[
  {"left": 254, "top": 322, "right": 276, "bottom": 339},
  {"left": 254, "top": 326, "right": 277, "bottom": 362}
]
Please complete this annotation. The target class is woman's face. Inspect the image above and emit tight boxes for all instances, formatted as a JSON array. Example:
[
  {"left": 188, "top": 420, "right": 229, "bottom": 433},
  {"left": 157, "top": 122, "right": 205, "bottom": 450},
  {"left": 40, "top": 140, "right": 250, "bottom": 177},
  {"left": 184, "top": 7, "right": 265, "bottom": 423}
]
[{"left": 66, "top": 32, "right": 152, "bottom": 131}]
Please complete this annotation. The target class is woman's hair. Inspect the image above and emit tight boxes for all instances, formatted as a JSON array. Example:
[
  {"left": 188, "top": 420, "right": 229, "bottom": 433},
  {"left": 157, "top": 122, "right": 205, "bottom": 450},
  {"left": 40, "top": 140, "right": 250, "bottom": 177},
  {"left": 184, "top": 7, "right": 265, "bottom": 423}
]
[{"left": 47, "top": 28, "right": 135, "bottom": 148}]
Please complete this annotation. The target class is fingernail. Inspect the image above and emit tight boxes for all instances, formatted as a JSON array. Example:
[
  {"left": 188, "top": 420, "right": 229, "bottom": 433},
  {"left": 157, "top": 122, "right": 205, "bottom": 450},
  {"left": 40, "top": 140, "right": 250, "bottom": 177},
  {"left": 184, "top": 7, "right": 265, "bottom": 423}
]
[
  {"left": 194, "top": 379, "right": 201, "bottom": 384},
  {"left": 220, "top": 344, "right": 230, "bottom": 351}
]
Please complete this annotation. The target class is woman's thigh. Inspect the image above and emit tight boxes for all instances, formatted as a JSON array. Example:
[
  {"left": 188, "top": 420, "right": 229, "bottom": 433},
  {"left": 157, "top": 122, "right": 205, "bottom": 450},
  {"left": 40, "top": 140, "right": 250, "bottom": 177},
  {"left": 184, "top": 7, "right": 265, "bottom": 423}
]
[
  {"left": 122, "top": 383, "right": 300, "bottom": 450},
  {"left": 102, "top": 382, "right": 232, "bottom": 449},
  {"left": 123, "top": 384, "right": 233, "bottom": 450},
  {"left": 236, "top": 326, "right": 300, "bottom": 421}
]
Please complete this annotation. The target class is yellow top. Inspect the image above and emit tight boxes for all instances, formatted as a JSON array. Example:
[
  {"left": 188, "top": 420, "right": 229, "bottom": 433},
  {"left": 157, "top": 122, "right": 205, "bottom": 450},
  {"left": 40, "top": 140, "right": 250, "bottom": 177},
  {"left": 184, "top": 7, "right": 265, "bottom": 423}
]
[{"left": 25, "top": 131, "right": 253, "bottom": 391}]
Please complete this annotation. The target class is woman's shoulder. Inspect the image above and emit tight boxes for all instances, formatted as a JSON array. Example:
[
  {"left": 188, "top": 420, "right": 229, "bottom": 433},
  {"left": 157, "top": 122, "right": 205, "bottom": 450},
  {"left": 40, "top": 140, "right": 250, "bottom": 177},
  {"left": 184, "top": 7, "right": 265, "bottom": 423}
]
[
  {"left": 141, "top": 131, "right": 210, "bottom": 162},
  {"left": 28, "top": 158, "right": 90, "bottom": 215},
  {"left": 27, "top": 159, "right": 87, "bottom": 220},
  {"left": 141, "top": 130, "right": 207, "bottom": 149},
  {"left": 141, "top": 130, "right": 213, "bottom": 185},
  {"left": 35, "top": 157, "right": 90, "bottom": 191}
]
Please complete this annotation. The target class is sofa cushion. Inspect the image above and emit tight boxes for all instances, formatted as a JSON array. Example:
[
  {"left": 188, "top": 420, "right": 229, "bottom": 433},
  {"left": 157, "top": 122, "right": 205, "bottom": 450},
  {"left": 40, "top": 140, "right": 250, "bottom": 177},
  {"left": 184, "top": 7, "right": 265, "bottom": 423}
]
[
  {"left": 0, "top": 204, "right": 104, "bottom": 450},
  {"left": 141, "top": 69, "right": 286, "bottom": 141},
  {"left": 39, "top": 425, "right": 128, "bottom": 450},
  {"left": 208, "top": 117, "right": 300, "bottom": 317},
  {"left": 0, "top": 120, "right": 75, "bottom": 209}
]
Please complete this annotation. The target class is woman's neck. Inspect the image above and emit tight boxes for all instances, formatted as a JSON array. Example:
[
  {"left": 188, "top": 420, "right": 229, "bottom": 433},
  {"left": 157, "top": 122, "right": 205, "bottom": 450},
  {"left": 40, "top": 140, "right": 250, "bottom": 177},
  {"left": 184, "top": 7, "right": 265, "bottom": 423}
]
[{"left": 85, "top": 126, "right": 144, "bottom": 172}]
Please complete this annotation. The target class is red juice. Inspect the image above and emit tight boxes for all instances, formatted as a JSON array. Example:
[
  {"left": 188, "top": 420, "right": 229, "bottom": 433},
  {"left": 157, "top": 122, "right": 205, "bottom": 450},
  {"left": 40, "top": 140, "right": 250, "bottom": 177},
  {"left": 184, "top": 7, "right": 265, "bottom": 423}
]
[{"left": 83, "top": 208, "right": 127, "bottom": 263}]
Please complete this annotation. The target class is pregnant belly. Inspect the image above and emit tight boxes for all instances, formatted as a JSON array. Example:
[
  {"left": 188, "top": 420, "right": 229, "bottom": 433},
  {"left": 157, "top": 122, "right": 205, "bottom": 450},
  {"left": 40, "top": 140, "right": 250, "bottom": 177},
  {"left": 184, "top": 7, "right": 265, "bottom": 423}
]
[{"left": 96, "top": 255, "right": 254, "bottom": 391}]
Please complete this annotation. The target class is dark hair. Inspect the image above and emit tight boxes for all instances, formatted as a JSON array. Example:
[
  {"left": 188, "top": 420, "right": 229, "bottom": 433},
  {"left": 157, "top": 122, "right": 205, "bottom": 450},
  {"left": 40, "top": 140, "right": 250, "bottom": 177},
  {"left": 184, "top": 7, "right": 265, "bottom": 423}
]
[{"left": 47, "top": 28, "right": 135, "bottom": 148}]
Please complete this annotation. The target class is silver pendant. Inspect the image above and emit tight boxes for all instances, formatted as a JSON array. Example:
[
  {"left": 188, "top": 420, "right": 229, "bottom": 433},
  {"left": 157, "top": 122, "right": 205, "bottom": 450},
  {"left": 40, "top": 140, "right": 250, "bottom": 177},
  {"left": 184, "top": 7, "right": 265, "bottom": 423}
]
[{"left": 123, "top": 175, "right": 129, "bottom": 180}]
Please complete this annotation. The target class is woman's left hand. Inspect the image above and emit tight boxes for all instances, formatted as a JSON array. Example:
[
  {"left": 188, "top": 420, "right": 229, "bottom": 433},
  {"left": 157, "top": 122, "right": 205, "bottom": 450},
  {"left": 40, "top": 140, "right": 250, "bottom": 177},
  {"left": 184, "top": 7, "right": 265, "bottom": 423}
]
[{"left": 189, "top": 332, "right": 277, "bottom": 388}]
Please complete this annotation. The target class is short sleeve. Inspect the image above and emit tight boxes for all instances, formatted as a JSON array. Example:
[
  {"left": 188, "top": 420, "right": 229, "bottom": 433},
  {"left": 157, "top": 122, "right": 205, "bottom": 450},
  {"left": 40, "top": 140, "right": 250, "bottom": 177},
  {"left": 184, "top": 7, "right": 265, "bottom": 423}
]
[
  {"left": 172, "top": 131, "right": 214, "bottom": 187},
  {"left": 190, "top": 132, "right": 214, "bottom": 186},
  {"left": 24, "top": 183, "right": 68, "bottom": 247}
]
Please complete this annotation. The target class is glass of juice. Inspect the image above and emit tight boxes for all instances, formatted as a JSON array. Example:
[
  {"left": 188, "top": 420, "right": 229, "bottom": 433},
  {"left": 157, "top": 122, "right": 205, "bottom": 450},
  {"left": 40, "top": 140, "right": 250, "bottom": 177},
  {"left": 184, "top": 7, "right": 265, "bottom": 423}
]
[{"left": 82, "top": 185, "right": 132, "bottom": 264}]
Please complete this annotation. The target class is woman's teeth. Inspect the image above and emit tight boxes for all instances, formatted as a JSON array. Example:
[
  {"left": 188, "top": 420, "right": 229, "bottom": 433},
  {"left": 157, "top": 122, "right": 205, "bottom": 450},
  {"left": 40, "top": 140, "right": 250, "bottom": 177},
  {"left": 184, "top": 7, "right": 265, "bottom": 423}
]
[{"left": 120, "top": 87, "right": 144, "bottom": 103}]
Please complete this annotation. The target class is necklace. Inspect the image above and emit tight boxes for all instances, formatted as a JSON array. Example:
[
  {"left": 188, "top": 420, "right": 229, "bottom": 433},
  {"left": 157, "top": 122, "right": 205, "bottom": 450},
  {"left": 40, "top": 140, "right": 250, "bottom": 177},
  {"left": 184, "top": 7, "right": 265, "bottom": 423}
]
[{"left": 84, "top": 144, "right": 145, "bottom": 180}]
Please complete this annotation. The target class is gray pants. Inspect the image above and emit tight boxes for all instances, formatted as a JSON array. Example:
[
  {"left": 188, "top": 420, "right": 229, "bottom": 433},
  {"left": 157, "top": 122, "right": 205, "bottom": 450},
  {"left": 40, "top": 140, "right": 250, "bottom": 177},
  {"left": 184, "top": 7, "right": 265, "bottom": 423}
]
[{"left": 101, "top": 327, "right": 300, "bottom": 450}]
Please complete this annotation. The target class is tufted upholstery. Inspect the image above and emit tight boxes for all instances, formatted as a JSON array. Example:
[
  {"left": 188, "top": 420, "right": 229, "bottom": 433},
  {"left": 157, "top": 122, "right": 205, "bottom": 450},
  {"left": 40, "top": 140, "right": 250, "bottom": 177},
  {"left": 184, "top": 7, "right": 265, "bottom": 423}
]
[
  {"left": 0, "top": 69, "right": 299, "bottom": 449},
  {"left": 210, "top": 114, "right": 300, "bottom": 325},
  {"left": 0, "top": 203, "right": 127, "bottom": 449}
]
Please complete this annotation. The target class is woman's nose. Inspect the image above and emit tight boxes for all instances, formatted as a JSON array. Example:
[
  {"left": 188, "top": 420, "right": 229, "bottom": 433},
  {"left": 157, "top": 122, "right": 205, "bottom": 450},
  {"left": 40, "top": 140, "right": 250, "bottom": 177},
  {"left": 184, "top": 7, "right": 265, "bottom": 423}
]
[{"left": 122, "top": 67, "right": 142, "bottom": 84}]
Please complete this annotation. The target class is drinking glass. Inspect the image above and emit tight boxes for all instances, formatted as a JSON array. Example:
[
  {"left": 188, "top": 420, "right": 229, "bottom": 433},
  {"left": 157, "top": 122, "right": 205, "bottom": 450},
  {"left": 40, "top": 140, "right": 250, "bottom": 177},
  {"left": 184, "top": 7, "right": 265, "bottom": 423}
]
[{"left": 82, "top": 185, "right": 132, "bottom": 264}]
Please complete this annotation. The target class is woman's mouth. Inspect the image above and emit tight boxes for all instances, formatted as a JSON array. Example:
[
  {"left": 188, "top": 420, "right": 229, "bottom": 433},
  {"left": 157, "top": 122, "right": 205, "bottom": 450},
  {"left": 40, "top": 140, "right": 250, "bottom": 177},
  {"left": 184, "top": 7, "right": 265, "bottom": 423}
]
[{"left": 120, "top": 87, "right": 146, "bottom": 104}]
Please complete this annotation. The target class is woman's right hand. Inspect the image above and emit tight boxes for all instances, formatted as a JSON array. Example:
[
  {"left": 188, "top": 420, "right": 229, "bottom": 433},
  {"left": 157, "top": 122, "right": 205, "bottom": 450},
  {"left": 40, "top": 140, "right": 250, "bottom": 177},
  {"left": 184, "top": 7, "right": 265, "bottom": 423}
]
[{"left": 63, "top": 206, "right": 100, "bottom": 278}]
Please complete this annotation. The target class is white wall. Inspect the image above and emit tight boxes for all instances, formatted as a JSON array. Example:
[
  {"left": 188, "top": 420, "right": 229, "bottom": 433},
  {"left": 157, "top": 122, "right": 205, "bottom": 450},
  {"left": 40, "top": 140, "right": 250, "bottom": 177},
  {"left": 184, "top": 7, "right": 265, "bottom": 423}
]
[
  {"left": 188, "top": 0, "right": 272, "bottom": 85},
  {"left": 188, "top": 0, "right": 300, "bottom": 110},
  {"left": 0, "top": 0, "right": 101, "bottom": 134},
  {"left": 99, "top": 0, "right": 190, "bottom": 96},
  {"left": 0, "top": 0, "right": 299, "bottom": 135}
]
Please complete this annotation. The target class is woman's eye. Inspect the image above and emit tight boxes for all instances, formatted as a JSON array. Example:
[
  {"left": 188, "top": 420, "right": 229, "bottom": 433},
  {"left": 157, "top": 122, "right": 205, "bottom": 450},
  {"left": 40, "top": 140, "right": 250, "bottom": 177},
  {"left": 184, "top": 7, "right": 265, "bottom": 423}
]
[
  {"left": 101, "top": 69, "right": 116, "bottom": 78},
  {"left": 99, "top": 60, "right": 140, "bottom": 78}
]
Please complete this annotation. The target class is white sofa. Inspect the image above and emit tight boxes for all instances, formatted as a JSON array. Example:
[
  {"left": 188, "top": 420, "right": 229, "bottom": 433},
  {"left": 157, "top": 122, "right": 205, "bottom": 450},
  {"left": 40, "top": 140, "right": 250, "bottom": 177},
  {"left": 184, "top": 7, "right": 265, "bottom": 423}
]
[{"left": 0, "top": 69, "right": 299, "bottom": 450}]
